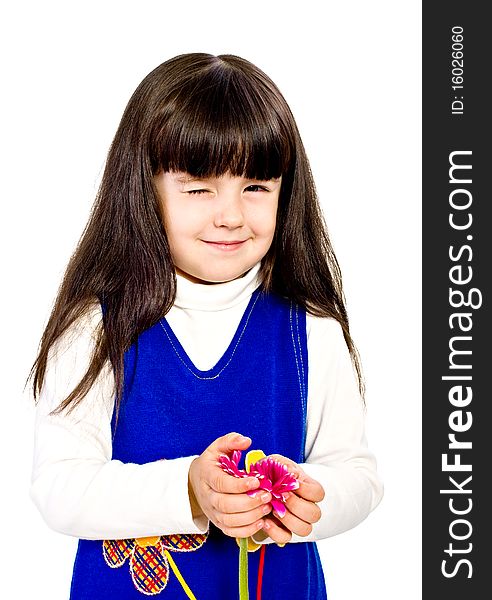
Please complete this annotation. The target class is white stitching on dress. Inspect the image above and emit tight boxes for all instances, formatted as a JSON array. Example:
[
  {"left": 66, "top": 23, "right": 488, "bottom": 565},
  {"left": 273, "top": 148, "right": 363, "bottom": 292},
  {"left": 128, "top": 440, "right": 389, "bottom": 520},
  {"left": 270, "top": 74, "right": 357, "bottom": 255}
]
[
  {"left": 289, "top": 302, "right": 303, "bottom": 404},
  {"left": 295, "top": 305, "right": 306, "bottom": 400},
  {"left": 290, "top": 302, "right": 307, "bottom": 462},
  {"left": 158, "top": 291, "right": 261, "bottom": 380}
]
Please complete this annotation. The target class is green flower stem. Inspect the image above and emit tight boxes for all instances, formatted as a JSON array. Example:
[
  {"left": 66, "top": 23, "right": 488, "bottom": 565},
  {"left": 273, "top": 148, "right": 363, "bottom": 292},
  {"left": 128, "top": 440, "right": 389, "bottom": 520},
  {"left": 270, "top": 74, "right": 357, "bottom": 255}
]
[{"left": 239, "top": 537, "right": 249, "bottom": 600}]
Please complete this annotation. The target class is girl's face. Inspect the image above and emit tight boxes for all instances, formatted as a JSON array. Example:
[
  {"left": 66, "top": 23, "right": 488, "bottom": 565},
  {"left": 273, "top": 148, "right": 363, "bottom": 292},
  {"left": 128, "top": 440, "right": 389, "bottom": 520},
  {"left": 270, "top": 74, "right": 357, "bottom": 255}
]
[{"left": 154, "top": 171, "right": 281, "bottom": 284}]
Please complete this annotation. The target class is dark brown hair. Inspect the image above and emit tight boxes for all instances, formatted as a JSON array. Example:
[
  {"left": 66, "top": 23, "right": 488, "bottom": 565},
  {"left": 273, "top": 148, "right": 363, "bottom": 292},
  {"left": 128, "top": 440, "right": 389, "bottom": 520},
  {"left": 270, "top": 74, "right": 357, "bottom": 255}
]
[{"left": 29, "top": 52, "right": 364, "bottom": 425}]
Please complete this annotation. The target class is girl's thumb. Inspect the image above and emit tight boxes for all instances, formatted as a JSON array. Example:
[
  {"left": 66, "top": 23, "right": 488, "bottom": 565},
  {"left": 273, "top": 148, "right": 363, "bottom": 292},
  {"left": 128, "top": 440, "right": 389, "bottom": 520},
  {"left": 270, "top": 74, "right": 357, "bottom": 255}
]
[{"left": 212, "top": 432, "right": 251, "bottom": 455}]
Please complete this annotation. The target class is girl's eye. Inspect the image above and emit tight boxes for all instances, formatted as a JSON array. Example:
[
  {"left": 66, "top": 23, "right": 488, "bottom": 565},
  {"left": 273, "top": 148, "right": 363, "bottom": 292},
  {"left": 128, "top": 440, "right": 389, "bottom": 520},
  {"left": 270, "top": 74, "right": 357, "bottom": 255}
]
[
  {"left": 187, "top": 185, "right": 269, "bottom": 195},
  {"left": 187, "top": 189, "right": 209, "bottom": 195},
  {"left": 245, "top": 185, "right": 269, "bottom": 192}
]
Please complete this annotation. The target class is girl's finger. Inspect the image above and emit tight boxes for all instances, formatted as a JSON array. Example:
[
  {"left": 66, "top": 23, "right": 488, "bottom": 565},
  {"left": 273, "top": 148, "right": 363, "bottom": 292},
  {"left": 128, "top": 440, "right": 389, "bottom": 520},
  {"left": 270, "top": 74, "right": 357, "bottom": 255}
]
[
  {"left": 268, "top": 453, "right": 325, "bottom": 503},
  {"left": 210, "top": 490, "right": 272, "bottom": 514},
  {"left": 262, "top": 517, "right": 292, "bottom": 545},
  {"left": 272, "top": 507, "right": 313, "bottom": 538},
  {"left": 284, "top": 493, "right": 322, "bottom": 524},
  {"left": 268, "top": 454, "right": 301, "bottom": 474},
  {"left": 210, "top": 470, "right": 260, "bottom": 494},
  {"left": 216, "top": 503, "right": 272, "bottom": 529},
  {"left": 295, "top": 477, "right": 325, "bottom": 503},
  {"left": 218, "top": 518, "right": 265, "bottom": 539}
]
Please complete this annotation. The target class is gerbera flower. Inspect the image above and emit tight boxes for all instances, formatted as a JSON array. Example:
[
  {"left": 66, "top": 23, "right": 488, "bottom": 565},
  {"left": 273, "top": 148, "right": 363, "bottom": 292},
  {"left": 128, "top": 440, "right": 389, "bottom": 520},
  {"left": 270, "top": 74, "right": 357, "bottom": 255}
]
[
  {"left": 218, "top": 451, "right": 300, "bottom": 518},
  {"left": 247, "top": 457, "right": 300, "bottom": 517},
  {"left": 218, "top": 449, "right": 300, "bottom": 600}
]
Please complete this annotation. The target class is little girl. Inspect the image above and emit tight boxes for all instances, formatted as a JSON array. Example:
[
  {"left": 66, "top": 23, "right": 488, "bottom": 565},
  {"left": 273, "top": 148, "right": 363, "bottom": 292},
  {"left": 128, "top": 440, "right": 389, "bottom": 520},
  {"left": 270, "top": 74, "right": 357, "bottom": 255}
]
[{"left": 30, "top": 53, "right": 383, "bottom": 599}]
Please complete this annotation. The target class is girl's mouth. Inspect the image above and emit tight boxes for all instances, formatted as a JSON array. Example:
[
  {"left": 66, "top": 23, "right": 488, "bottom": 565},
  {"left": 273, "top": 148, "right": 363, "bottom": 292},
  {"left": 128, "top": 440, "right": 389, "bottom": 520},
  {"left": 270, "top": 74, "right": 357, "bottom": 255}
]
[{"left": 202, "top": 240, "right": 247, "bottom": 251}]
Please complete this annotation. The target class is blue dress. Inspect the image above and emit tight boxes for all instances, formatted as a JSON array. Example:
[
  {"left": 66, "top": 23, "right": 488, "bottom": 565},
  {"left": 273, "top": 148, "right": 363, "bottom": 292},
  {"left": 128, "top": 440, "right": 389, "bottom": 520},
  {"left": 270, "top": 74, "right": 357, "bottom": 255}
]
[{"left": 69, "top": 288, "right": 327, "bottom": 599}]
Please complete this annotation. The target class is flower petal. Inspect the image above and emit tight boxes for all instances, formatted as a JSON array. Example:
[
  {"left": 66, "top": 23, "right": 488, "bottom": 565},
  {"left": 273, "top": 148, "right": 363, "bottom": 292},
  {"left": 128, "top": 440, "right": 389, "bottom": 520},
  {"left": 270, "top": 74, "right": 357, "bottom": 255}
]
[
  {"left": 259, "top": 479, "right": 273, "bottom": 493},
  {"left": 271, "top": 499, "right": 287, "bottom": 517},
  {"left": 231, "top": 450, "right": 242, "bottom": 465},
  {"left": 130, "top": 542, "right": 169, "bottom": 595},
  {"left": 160, "top": 533, "right": 208, "bottom": 552},
  {"left": 103, "top": 538, "right": 134, "bottom": 568},
  {"left": 218, "top": 453, "right": 248, "bottom": 478}
]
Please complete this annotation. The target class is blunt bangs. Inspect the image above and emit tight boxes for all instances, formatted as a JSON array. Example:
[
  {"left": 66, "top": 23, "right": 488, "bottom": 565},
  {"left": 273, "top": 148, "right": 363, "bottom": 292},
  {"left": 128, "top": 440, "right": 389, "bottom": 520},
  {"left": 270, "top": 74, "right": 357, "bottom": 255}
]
[{"left": 149, "top": 61, "right": 294, "bottom": 182}]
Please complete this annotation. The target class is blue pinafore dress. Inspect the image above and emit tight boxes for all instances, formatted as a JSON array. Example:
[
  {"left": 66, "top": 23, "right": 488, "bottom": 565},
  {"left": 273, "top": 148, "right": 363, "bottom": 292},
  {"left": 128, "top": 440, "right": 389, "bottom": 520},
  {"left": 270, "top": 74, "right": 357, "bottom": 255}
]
[{"left": 69, "top": 288, "right": 327, "bottom": 599}]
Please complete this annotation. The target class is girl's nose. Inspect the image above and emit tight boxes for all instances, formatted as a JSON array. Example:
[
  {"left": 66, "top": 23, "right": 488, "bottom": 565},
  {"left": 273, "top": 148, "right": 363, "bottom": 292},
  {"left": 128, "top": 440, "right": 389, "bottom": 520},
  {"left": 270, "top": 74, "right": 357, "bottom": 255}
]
[{"left": 213, "top": 195, "right": 245, "bottom": 228}]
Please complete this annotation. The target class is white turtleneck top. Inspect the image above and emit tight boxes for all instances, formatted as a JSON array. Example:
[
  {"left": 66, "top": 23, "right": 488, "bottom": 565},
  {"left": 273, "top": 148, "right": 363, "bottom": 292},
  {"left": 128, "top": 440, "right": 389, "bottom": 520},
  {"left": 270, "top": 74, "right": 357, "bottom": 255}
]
[{"left": 30, "top": 263, "right": 383, "bottom": 544}]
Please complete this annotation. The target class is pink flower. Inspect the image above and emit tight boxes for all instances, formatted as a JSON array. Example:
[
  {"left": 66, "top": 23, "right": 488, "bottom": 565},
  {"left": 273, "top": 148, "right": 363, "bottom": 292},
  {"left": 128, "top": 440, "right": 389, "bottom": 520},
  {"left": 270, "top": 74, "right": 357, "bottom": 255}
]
[
  {"left": 218, "top": 451, "right": 300, "bottom": 518},
  {"left": 217, "top": 450, "right": 249, "bottom": 478},
  {"left": 248, "top": 458, "right": 300, "bottom": 517}
]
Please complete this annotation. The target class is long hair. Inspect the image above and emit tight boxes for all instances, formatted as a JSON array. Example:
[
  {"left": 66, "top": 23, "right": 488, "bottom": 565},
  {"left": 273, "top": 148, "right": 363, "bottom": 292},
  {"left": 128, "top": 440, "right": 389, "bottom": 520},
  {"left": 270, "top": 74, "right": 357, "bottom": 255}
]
[{"left": 29, "top": 53, "right": 365, "bottom": 426}]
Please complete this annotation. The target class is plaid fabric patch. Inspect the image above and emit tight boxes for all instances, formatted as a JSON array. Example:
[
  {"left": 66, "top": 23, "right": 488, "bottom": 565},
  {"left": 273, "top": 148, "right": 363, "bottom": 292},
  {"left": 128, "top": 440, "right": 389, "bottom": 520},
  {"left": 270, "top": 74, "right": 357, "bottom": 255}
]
[
  {"left": 161, "top": 533, "right": 208, "bottom": 552},
  {"left": 103, "top": 538, "right": 134, "bottom": 567},
  {"left": 102, "top": 533, "right": 208, "bottom": 595},
  {"left": 130, "top": 543, "right": 169, "bottom": 595}
]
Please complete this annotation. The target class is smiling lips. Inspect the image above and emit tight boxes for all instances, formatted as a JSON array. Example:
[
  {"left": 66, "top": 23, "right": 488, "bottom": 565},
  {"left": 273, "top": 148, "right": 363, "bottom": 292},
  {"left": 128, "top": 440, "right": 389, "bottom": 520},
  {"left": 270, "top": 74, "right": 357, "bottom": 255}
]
[{"left": 202, "top": 240, "right": 248, "bottom": 251}]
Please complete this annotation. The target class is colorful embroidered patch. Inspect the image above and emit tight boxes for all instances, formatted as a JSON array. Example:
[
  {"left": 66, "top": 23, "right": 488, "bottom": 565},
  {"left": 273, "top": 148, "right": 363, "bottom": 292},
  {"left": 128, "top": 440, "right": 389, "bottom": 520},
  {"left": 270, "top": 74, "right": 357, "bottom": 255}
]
[
  {"left": 131, "top": 543, "right": 169, "bottom": 595},
  {"left": 103, "top": 538, "right": 133, "bottom": 567},
  {"left": 102, "top": 533, "right": 208, "bottom": 597},
  {"left": 161, "top": 533, "right": 207, "bottom": 552}
]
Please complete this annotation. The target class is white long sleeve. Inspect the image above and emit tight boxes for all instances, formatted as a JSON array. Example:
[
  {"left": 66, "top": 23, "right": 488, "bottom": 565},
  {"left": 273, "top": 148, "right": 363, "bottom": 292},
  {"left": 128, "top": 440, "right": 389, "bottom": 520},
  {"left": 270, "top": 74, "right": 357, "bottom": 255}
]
[
  {"left": 30, "top": 263, "right": 383, "bottom": 541},
  {"left": 30, "top": 304, "right": 208, "bottom": 540},
  {"left": 282, "top": 315, "right": 383, "bottom": 542}
]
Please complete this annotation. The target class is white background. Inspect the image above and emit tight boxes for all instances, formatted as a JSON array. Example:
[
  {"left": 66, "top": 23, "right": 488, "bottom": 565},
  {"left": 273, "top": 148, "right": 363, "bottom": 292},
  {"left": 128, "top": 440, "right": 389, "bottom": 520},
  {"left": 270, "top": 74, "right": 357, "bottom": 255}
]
[{"left": 1, "top": 1, "right": 421, "bottom": 598}]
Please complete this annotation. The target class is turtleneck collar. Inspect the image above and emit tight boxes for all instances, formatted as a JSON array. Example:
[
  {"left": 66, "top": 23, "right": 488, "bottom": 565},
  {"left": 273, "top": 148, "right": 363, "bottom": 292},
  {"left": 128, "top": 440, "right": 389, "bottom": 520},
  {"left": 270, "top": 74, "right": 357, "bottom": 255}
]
[{"left": 173, "top": 262, "right": 262, "bottom": 311}]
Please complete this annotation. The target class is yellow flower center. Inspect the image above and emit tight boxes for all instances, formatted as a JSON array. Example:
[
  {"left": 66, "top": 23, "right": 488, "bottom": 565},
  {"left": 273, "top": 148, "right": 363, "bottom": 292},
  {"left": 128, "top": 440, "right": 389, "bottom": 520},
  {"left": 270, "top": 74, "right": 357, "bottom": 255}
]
[
  {"left": 135, "top": 536, "right": 161, "bottom": 547},
  {"left": 245, "top": 449, "right": 266, "bottom": 473}
]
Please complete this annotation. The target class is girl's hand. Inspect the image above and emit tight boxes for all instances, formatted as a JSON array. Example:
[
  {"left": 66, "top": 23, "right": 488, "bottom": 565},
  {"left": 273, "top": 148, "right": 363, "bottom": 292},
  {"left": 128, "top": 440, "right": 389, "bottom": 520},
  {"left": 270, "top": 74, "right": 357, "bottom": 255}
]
[
  {"left": 260, "top": 454, "right": 325, "bottom": 544},
  {"left": 188, "top": 433, "right": 272, "bottom": 538}
]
